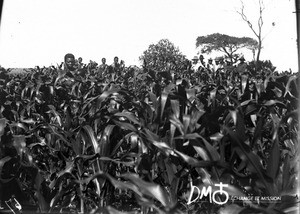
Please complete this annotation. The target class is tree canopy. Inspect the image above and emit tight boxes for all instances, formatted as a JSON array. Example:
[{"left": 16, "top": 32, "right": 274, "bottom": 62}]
[
  {"left": 139, "top": 39, "right": 187, "bottom": 72},
  {"left": 196, "top": 33, "right": 258, "bottom": 62}
]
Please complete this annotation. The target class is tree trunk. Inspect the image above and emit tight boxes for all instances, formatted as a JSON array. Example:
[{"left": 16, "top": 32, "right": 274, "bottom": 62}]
[
  {"left": 256, "top": 40, "right": 262, "bottom": 62},
  {"left": 296, "top": 0, "right": 300, "bottom": 72}
]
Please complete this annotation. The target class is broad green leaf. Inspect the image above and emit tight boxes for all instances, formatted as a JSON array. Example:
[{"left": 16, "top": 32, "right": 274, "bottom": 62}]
[
  {"left": 169, "top": 114, "right": 184, "bottom": 135},
  {"left": 114, "top": 112, "right": 141, "bottom": 125},
  {"left": 0, "top": 156, "right": 13, "bottom": 183},
  {"left": 170, "top": 100, "right": 180, "bottom": 118},
  {"left": 49, "top": 161, "right": 75, "bottom": 189},
  {"left": 282, "top": 154, "right": 291, "bottom": 191},
  {"left": 143, "top": 128, "right": 160, "bottom": 142},
  {"left": 78, "top": 172, "right": 142, "bottom": 198},
  {"left": 83, "top": 125, "right": 99, "bottom": 153},
  {"left": 193, "top": 146, "right": 210, "bottom": 161},
  {"left": 263, "top": 100, "right": 286, "bottom": 108},
  {"left": 186, "top": 88, "right": 196, "bottom": 100},
  {"left": 170, "top": 123, "right": 176, "bottom": 147},
  {"left": 182, "top": 114, "right": 191, "bottom": 135},
  {"left": 13, "top": 135, "right": 26, "bottom": 155},
  {"left": 121, "top": 173, "right": 170, "bottom": 207},
  {"left": 63, "top": 105, "right": 72, "bottom": 130},
  {"left": 224, "top": 127, "right": 274, "bottom": 195},
  {"left": 0, "top": 118, "right": 7, "bottom": 136},
  {"left": 271, "top": 86, "right": 282, "bottom": 97},
  {"left": 209, "top": 132, "right": 224, "bottom": 141},
  {"left": 20, "top": 118, "right": 36, "bottom": 124},
  {"left": 10, "top": 122, "right": 28, "bottom": 132},
  {"left": 199, "top": 136, "right": 220, "bottom": 161},
  {"left": 174, "top": 150, "right": 199, "bottom": 166},
  {"left": 153, "top": 141, "right": 172, "bottom": 150},
  {"left": 50, "top": 182, "right": 65, "bottom": 209},
  {"left": 153, "top": 141, "right": 175, "bottom": 156},
  {"left": 160, "top": 91, "right": 168, "bottom": 121},
  {"left": 148, "top": 91, "right": 158, "bottom": 111},
  {"left": 34, "top": 170, "right": 49, "bottom": 212},
  {"left": 113, "top": 120, "right": 137, "bottom": 132},
  {"left": 252, "top": 116, "right": 263, "bottom": 145},
  {"left": 266, "top": 138, "right": 280, "bottom": 181},
  {"left": 173, "top": 133, "right": 201, "bottom": 141},
  {"left": 218, "top": 204, "right": 244, "bottom": 214},
  {"left": 245, "top": 104, "right": 258, "bottom": 115},
  {"left": 97, "top": 88, "right": 120, "bottom": 105},
  {"left": 99, "top": 125, "right": 115, "bottom": 157}
]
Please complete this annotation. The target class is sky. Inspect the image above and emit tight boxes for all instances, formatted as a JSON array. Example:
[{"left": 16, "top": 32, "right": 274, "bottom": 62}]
[{"left": 0, "top": 0, "right": 298, "bottom": 72}]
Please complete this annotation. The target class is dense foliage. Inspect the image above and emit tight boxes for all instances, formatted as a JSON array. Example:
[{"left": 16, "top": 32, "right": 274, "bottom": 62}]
[
  {"left": 139, "top": 39, "right": 188, "bottom": 73},
  {"left": 0, "top": 62, "right": 299, "bottom": 214}
]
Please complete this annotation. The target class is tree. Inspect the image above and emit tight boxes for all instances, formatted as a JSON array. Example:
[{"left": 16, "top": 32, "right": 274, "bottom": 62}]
[
  {"left": 295, "top": 0, "right": 300, "bottom": 70},
  {"left": 236, "top": 0, "right": 265, "bottom": 62},
  {"left": 139, "top": 39, "right": 187, "bottom": 72},
  {"left": 195, "top": 33, "right": 258, "bottom": 62}
]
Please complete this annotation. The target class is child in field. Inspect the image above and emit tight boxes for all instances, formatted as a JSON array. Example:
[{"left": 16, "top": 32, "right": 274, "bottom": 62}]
[
  {"left": 59, "top": 53, "right": 79, "bottom": 86},
  {"left": 97, "top": 58, "right": 108, "bottom": 79},
  {"left": 108, "top": 56, "right": 121, "bottom": 80},
  {"left": 77, "top": 57, "right": 84, "bottom": 69},
  {"left": 64, "top": 53, "right": 76, "bottom": 72}
]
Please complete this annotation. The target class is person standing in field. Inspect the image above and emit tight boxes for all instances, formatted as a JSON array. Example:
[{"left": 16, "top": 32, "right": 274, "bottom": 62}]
[
  {"left": 236, "top": 56, "right": 249, "bottom": 93},
  {"left": 111, "top": 56, "right": 120, "bottom": 71},
  {"left": 224, "top": 59, "right": 234, "bottom": 83},
  {"left": 206, "top": 58, "right": 214, "bottom": 71},
  {"left": 64, "top": 53, "right": 76, "bottom": 71},
  {"left": 120, "top": 60, "right": 125, "bottom": 70},
  {"left": 199, "top": 55, "right": 206, "bottom": 68},
  {"left": 77, "top": 57, "right": 84, "bottom": 69},
  {"left": 97, "top": 57, "right": 108, "bottom": 79},
  {"left": 59, "top": 53, "right": 80, "bottom": 87},
  {"left": 206, "top": 58, "right": 216, "bottom": 80},
  {"left": 236, "top": 56, "right": 247, "bottom": 75},
  {"left": 191, "top": 56, "right": 200, "bottom": 73},
  {"left": 109, "top": 56, "right": 121, "bottom": 80}
]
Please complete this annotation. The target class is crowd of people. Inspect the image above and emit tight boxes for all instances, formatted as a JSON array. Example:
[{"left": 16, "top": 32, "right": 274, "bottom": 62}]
[
  {"left": 188, "top": 54, "right": 249, "bottom": 85},
  {"left": 57, "top": 53, "right": 297, "bottom": 102},
  {"left": 61, "top": 53, "right": 287, "bottom": 85},
  {"left": 62, "top": 53, "right": 126, "bottom": 81}
]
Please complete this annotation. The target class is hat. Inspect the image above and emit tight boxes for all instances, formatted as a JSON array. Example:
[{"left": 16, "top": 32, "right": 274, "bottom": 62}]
[
  {"left": 192, "top": 56, "right": 199, "bottom": 61},
  {"left": 208, "top": 58, "right": 213, "bottom": 61},
  {"left": 239, "top": 56, "right": 245, "bottom": 61},
  {"left": 199, "top": 55, "right": 204, "bottom": 59},
  {"left": 215, "top": 56, "right": 223, "bottom": 61}
]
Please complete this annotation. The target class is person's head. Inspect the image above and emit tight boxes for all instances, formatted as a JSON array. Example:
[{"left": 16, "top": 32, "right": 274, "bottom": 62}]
[
  {"left": 102, "top": 58, "right": 106, "bottom": 64},
  {"left": 78, "top": 57, "right": 82, "bottom": 63},
  {"left": 249, "top": 81, "right": 256, "bottom": 92},
  {"left": 239, "top": 56, "right": 245, "bottom": 62},
  {"left": 64, "top": 53, "right": 75, "bottom": 71},
  {"left": 114, "top": 56, "right": 119, "bottom": 63},
  {"left": 199, "top": 55, "right": 204, "bottom": 61},
  {"left": 208, "top": 58, "right": 213, "bottom": 64},
  {"left": 219, "top": 57, "right": 224, "bottom": 64},
  {"left": 215, "top": 58, "right": 220, "bottom": 65},
  {"left": 216, "top": 85, "right": 226, "bottom": 100},
  {"left": 192, "top": 56, "right": 198, "bottom": 64}
]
